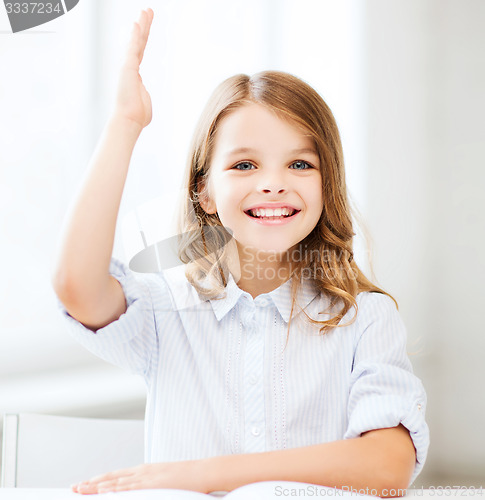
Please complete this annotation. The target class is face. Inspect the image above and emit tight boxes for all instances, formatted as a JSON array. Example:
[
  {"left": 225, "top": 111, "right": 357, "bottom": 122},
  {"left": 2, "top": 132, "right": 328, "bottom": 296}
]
[{"left": 201, "top": 102, "right": 323, "bottom": 257}]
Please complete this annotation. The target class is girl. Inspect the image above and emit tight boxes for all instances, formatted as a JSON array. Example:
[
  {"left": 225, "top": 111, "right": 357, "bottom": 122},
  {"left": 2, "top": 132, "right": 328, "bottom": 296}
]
[{"left": 52, "top": 8, "right": 429, "bottom": 497}]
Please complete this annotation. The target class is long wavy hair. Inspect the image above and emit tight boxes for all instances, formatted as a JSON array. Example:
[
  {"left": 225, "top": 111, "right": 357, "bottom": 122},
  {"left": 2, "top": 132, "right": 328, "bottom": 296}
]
[{"left": 177, "top": 70, "right": 396, "bottom": 334}]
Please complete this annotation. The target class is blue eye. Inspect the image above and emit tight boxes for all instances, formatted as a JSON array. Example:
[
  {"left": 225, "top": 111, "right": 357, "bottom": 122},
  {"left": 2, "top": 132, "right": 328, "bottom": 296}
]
[
  {"left": 233, "top": 162, "right": 255, "bottom": 170},
  {"left": 290, "top": 161, "right": 313, "bottom": 170}
]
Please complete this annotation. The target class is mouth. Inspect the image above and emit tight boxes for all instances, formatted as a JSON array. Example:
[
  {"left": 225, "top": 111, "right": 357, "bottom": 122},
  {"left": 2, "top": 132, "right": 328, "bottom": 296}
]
[{"left": 244, "top": 207, "right": 301, "bottom": 220}]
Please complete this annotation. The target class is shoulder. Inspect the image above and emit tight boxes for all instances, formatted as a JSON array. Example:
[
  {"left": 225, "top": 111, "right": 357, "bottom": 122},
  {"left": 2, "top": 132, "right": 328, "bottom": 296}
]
[
  {"left": 355, "top": 291, "right": 398, "bottom": 317},
  {"left": 110, "top": 258, "right": 211, "bottom": 314},
  {"left": 352, "top": 291, "right": 407, "bottom": 345},
  {"left": 109, "top": 257, "right": 177, "bottom": 311},
  {"left": 330, "top": 291, "right": 398, "bottom": 327},
  {"left": 160, "top": 265, "right": 209, "bottom": 312}
]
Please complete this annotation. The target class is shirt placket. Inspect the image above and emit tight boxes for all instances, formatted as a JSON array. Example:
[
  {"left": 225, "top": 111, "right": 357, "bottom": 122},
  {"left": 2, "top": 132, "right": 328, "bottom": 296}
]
[{"left": 241, "top": 298, "right": 266, "bottom": 453}]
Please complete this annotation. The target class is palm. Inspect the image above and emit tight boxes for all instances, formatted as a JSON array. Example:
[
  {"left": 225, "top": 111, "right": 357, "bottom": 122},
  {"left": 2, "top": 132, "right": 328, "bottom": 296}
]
[{"left": 116, "top": 9, "right": 154, "bottom": 128}]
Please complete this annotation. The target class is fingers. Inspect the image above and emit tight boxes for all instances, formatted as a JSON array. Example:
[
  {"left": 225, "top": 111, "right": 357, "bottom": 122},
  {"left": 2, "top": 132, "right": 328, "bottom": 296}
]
[
  {"left": 96, "top": 476, "right": 138, "bottom": 494},
  {"left": 126, "top": 9, "right": 153, "bottom": 65},
  {"left": 72, "top": 467, "right": 137, "bottom": 495},
  {"left": 141, "top": 8, "right": 154, "bottom": 41},
  {"left": 136, "top": 8, "right": 154, "bottom": 62},
  {"left": 139, "top": 8, "right": 154, "bottom": 61},
  {"left": 91, "top": 467, "right": 136, "bottom": 483}
]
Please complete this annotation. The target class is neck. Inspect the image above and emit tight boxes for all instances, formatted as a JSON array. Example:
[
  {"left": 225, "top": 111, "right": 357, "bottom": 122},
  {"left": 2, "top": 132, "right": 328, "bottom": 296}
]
[{"left": 232, "top": 243, "right": 292, "bottom": 298}]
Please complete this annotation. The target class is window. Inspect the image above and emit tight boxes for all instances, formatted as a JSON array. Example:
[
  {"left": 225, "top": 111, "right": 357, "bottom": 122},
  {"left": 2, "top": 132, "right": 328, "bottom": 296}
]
[{"left": 0, "top": 0, "right": 365, "bottom": 414}]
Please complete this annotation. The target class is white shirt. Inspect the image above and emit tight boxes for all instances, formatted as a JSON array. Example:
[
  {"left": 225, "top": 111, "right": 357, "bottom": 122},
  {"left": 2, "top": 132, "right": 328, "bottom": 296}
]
[{"left": 59, "top": 258, "right": 429, "bottom": 485}]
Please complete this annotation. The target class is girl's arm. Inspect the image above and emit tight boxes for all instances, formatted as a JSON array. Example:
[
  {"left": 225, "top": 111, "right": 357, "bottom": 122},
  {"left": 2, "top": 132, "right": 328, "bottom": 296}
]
[
  {"left": 73, "top": 424, "right": 415, "bottom": 497},
  {"left": 207, "top": 423, "right": 416, "bottom": 497},
  {"left": 52, "top": 9, "right": 154, "bottom": 331}
]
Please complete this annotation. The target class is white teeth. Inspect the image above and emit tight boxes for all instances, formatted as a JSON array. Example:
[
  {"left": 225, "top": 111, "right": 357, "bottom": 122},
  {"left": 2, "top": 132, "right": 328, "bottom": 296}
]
[{"left": 249, "top": 207, "right": 295, "bottom": 217}]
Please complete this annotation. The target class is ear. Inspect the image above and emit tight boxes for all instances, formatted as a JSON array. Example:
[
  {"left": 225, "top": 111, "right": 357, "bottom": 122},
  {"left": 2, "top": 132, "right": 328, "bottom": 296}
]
[{"left": 197, "top": 178, "right": 217, "bottom": 215}]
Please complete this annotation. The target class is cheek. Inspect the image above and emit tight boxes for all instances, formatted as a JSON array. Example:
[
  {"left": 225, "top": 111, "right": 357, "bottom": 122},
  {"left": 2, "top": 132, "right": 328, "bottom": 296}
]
[
  {"left": 306, "top": 188, "right": 324, "bottom": 229},
  {"left": 305, "top": 179, "right": 324, "bottom": 212},
  {"left": 211, "top": 175, "right": 248, "bottom": 210}
]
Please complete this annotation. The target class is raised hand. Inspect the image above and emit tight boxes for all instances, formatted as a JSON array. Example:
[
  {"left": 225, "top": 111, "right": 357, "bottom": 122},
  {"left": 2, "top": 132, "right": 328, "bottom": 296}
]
[{"left": 114, "top": 8, "right": 154, "bottom": 129}]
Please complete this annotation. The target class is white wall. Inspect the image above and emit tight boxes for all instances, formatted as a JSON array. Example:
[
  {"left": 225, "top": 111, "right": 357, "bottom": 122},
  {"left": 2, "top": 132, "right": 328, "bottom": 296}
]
[
  {"left": 0, "top": 0, "right": 363, "bottom": 430},
  {"left": 362, "top": 0, "right": 485, "bottom": 484},
  {"left": 1, "top": 0, "right": 484, "bottom": 486}
]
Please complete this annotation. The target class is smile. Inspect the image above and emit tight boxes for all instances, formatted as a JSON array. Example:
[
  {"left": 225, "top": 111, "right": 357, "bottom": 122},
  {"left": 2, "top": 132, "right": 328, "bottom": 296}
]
[
  {"left": 246, "top": 206, "right": 298, "bottom": 217},
  {"left": 244, "top": 206, "right": 301, "bottom": 225}
]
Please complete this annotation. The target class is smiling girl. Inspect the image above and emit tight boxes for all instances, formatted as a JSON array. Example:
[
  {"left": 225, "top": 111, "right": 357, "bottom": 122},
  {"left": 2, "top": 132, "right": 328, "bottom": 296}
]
[{"left": 52, "top": 8, "right": 429, "bottom": 497}]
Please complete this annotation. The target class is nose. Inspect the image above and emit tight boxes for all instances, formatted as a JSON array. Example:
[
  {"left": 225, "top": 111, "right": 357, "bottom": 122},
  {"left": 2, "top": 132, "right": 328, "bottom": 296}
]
[
  {"left": 262, "top": 186, "right": 286, "bottom": 194},
  {"left": 258, "top": 172, "right": 288, "bottom": 195}
]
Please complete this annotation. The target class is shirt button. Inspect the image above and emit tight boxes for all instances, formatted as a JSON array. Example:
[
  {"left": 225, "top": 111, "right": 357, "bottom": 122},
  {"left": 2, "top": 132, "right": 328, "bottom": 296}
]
[
  {"left": 248, "top": 374, "right": 258, "bottom": 385},
  {"left": 251, "top": 426, "right": 261, "bottom": 437},
  {"left": 417, "top": 404, "right": 422, "bottom": 411}
]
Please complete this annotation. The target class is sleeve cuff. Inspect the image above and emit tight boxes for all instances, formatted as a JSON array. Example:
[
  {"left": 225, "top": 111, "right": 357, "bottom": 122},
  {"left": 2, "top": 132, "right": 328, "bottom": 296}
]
[{"left": 344, "top": 393, "right": 430, "bottom": 485}]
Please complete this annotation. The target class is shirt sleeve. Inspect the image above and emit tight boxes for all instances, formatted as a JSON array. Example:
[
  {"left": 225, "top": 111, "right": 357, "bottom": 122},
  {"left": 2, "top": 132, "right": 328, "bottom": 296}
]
[
  {"left": 343, "top": 292, "right": 430, "bottom": 486},
  {"left": 56, "top": 257, "right": 161, "bottom": 377}
]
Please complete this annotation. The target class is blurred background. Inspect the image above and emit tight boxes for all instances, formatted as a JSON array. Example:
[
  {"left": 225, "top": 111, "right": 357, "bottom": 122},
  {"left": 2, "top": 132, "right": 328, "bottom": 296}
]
[{"left": 1, "top": 0, "right": 484, "bottom": 488}]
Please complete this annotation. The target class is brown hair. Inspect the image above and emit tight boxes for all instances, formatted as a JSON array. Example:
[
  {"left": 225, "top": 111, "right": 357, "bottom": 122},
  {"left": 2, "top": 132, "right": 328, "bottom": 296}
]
[{"left": 177, "top": 70, "right": 396, "bottom": 334}]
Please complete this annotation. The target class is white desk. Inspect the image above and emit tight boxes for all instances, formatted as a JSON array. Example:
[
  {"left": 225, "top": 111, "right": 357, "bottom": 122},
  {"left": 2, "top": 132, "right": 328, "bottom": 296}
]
[
  {"left": 0, "top": 491, "right": 76, "bottom": 499},
  {"left": 0, "top": 489, "right": 483, "bottom": 499},
  {"left": 0, "top": 490, "right": 223, "bottom": 499},
  {"left": 0, "top": 490, "right": 222, "bottom": 499}
]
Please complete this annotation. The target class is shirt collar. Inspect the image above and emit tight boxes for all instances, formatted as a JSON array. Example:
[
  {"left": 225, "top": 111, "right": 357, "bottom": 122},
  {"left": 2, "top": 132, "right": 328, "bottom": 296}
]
[
  {"left": 163, "top": 265, "right": 322, "bottom": 323},
  {"left": 209, "top": 273, "right": 321, "bottom": 323},
  {"left": 209, "top": 273, "right": 245, "bottom": 321}
]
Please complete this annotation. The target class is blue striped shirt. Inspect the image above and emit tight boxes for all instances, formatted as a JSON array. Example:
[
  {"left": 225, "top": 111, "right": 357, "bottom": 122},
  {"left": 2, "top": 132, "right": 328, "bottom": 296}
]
[{"left": 59, "top": 258, "right": 429, "bottom": 485}]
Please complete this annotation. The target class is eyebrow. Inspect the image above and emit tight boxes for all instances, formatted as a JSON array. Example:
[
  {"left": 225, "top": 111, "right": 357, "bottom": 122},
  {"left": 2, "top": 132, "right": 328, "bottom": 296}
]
[{"left": 224, "top": 147, "right": 319, "bottom": 158}]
